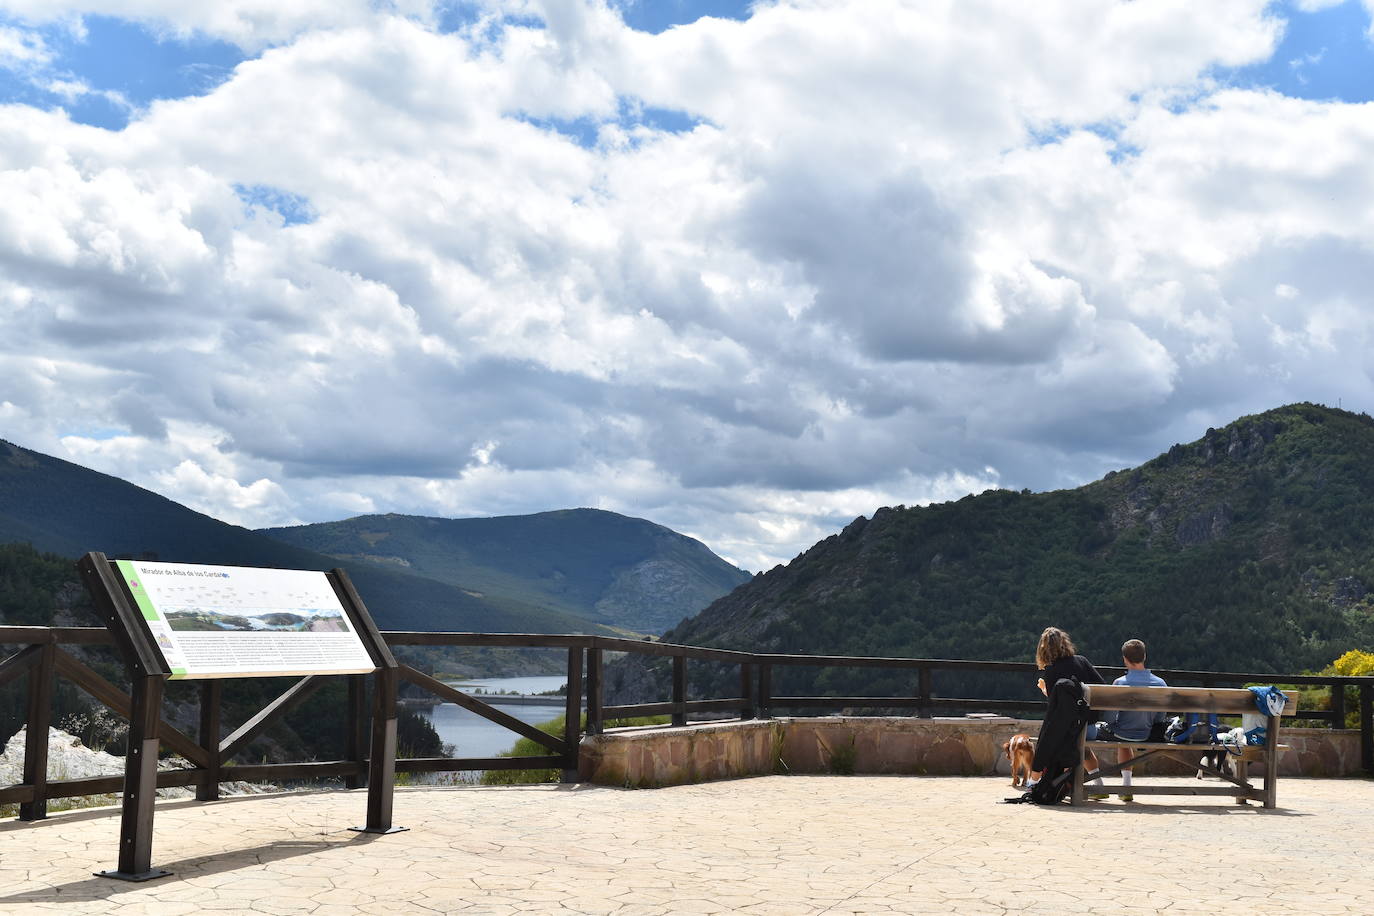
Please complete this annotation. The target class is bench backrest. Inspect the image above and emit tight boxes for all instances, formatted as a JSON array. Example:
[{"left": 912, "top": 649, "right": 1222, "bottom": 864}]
[{"left": 1082, "top": 684, "right": 1300, "bottom": 716}]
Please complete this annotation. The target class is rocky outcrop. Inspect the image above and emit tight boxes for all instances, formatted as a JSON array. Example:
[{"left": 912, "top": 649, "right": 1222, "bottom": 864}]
[
  {"left": 0, "top": 727, "right": 276, "bottom": 807},
  {"left": 595, "top": 557, "right": 734, "bottom": 635},
  {"left": 1175, "top": 503, "right": 1233, "bottom": 546}
]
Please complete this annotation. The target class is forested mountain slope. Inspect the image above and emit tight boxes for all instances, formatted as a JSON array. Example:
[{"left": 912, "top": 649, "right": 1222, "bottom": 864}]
[
  {"left": 608, "top": 404, "right": 1374, "bottom": 702},
  {"left": 0, "top": 439, "right": 600, "bottom": 635},
  {"left": 261, "top": 509, "right": 750, "bottom": 635}
]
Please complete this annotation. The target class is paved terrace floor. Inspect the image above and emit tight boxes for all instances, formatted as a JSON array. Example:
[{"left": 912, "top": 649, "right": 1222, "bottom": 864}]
[{"left": 1, "top": 776, "right": 1370, "bottom": 915}]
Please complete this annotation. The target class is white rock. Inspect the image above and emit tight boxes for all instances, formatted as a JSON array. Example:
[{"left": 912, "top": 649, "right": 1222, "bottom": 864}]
[{"left": 1, "top": 727, "right": 278, "bottom": 802}]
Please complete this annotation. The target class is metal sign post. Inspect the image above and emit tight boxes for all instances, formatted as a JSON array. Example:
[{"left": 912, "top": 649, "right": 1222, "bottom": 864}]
[
  {"left": 77, "top": 552, "right": 174, "bottom": 881},
  {"left": 329, "top": 567, "right": 406, "bottom": 835}
]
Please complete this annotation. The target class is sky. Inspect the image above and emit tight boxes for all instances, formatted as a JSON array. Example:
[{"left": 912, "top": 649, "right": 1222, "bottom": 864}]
[{"left": 1, "top": 0, "right": 1373, "bottom": 573}]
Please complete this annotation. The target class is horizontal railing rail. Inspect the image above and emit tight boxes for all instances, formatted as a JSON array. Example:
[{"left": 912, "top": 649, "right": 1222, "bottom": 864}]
[{"left": 3, "top": 625, "right": 1372, "bottom": 820}]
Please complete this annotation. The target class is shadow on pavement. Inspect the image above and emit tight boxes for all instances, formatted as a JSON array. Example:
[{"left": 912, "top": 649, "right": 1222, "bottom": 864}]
[{"left": 0, "top": 830, "right": 384, "bottom": 907}]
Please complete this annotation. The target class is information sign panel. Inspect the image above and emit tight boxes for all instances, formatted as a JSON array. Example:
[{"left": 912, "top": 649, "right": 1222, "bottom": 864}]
[{"left": 113, "top": 560, "right": 377, "bottom": 679}]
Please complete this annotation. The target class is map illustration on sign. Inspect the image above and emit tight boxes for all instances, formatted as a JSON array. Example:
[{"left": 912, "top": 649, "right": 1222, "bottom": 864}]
[{"left": 114, "top": 560, "right": 378, "bottom": 679}]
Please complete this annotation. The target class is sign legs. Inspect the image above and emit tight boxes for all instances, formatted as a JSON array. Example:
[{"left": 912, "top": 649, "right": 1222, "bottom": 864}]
[
  {"left": 353, "top": 666, "right": 406, "bottom": 834},
  {"left": 99, "top": 673, "right": 172, "bottom": 882}
]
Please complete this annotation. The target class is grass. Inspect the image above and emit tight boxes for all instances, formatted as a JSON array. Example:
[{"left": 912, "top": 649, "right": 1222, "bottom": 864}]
[{"left": 481, "top": 714, "right": 670, "bottom": 785}]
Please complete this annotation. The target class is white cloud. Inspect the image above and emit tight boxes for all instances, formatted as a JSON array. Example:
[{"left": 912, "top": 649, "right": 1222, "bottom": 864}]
[
  {"left": 151, "top": 459, "right": 289, "bottom": 526},
  {"left": 0, "top": 22, "right": 51, "bottom": 70},
  {"left": 0, "top": 0, "right": 436, "bottom": 50},
  {"left": 1, "top": 1, "right": 1372, "bottom": 569}
]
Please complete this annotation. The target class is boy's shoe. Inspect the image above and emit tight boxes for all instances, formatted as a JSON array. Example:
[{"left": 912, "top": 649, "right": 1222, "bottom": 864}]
[
  {"left": 1121, "top": 794, "right": 1134, "bottom": 802},
  {"left": 1088, "top": 792, "right": 1109, "bottom": 800}
]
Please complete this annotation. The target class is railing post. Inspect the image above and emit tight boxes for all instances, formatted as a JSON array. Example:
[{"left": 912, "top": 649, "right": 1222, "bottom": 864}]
[
  {"left": 345, "top": 674, "right": 366, "bottom": 790},
  {"left": 671, "top": 655, "right": 687, "bottom": 727},
  {"left": 918, "top": 666, "right": 932, "bottom": 719},
  {"left": 19, "top": 641, "right": 56, "bottom": 821},
  {"left": 561, "top": 647, "right": 583, "bottom": 782},
  {"left": 585, "top": 647, "right": 603, "bottom": 736},
  {"left": 196, "top": 680, "right": 222, "bottom": 802},
  {"left": 1361, "top": 683, "right": 1372, "bottom": 774},
  {"left": 740, "top": 662, "right": 755, "bottom": 720},
  {"left": 758, "top": 664, "right": 772, "bottom": 719},
  {"left": 1331, "top": 679, "right": 1347, "bottom": 730}
]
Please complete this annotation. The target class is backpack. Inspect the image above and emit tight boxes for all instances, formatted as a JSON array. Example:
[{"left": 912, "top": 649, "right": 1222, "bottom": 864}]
[
  {"left": 1248, "top": 685, "right": 1288, "bottom": 717},
  {"left": 1166, "top": 712, "right": 1219, "bottom": 744},
  {"left": 1027, "top": 766, "right": 1075, "bottom": 804}
]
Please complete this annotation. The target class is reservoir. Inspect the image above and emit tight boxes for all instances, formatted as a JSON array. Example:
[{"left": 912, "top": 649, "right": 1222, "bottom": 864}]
[{"left": 419, "top": 675, "right": 568, "bottom": 760}]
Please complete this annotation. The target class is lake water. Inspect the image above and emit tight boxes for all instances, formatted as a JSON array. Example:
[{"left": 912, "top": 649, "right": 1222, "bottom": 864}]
[
  {"left": 420, "top": 676, "right": 569, "bottom": 760},
  {"left": 454, "top": 675, "right": 568, "bottom": 695}
]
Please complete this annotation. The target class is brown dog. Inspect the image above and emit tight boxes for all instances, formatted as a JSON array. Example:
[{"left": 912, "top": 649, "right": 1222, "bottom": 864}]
[{"left": 1003, "top": 733, "right": 1035, "bottom": 788}]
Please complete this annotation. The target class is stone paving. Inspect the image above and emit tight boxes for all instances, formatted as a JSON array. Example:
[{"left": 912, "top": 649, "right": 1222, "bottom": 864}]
[{"left": 0, "top": 776, "right": 1370, "bottom": 915}]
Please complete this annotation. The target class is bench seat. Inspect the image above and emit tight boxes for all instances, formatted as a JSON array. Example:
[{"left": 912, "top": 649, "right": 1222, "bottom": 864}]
[{"left": 1088, "top": 739, "right": 1286, "bottom": 761}]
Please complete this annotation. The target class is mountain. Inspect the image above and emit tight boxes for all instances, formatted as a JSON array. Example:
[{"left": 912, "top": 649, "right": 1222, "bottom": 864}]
[
  {"left": 0, "top": 438, "right": 602, "bottom": 635},
  {"left": 259, "top": 509, "right": 752, "bottom": 635},
  {"left": 608, "top": 403, "right": 1374, "bottom": 702}
]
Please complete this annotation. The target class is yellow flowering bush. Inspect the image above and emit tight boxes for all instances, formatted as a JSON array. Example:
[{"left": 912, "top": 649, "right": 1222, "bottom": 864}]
[{"left": 1329, "top": 650, "right": 1374, "bottom": 678}]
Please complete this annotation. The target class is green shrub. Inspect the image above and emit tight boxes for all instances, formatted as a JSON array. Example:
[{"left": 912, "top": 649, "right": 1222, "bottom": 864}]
[{"left": 480, "top": 714, "right": 669, "bottom": 785}]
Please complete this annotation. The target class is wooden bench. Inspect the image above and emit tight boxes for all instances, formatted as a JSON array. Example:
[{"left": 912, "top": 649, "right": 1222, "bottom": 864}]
[{"left": 1073, "top": 684, "right": 1299, "bottom": 808}]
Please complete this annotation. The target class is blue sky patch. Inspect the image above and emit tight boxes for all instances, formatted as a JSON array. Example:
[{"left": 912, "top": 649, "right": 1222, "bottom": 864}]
[
  {"left": 53, "top": 16, "right": 243, "bottom": 105},
  {"left": 234, "top": 185, "right": 318, "bottom": 226},
  {"left": 614, "top": 0, "right": 754, "bottom": 34},
  {"left": 436, "top": 0, "right": 754, "bottom": 37},
  {"left": 516, "top": 98, "right": 707, "bottom": 149},
  {"left": 434, "top": 2, "right": 545, "bottom": 43},
  {"left": 1215, "top": 0, "right": 1374, "bottom": 103},
  {"left": 0, "top": 14, "right": 243, "bottom": 129},
  {"left": 1026, "top": 121, "right": 1139, "bottom": 163},
  {"left": 58, "top": 425, "right": 126, "bottom": 441},
  {"left": 518, "top": 112, "right": 602, "bottom": 147}
]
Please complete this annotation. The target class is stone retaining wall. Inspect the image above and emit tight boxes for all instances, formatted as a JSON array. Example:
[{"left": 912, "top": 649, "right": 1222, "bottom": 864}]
[{"left": 577, "top": 717, "right": 1366, "bottom": 788}]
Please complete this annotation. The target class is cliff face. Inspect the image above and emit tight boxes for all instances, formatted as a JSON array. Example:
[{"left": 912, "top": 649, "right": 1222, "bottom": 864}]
[{"left": 607, "top": 404, "right": 1374, "bottom": 703}]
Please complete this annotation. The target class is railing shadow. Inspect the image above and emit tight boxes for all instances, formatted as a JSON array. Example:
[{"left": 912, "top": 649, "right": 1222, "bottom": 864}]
[{"left": 0, "top": 832, "right": 383, "bottom": 907}]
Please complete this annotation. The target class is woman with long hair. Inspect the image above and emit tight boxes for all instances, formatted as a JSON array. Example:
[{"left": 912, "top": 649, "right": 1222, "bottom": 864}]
[
  {"left": 1030, "top": 626, "right": 1105, "bottom": 795},
  {"left": 1035, "top": 627, "right": 1100, "bottom": 685}
]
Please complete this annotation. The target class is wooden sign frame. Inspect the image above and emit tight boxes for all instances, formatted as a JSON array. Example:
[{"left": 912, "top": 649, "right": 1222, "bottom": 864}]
[{"left": 77, "top": 552, "right": 405, "bottom": 883}]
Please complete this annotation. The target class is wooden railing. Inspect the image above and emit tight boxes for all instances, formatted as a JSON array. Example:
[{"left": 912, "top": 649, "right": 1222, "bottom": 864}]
[{"left": 3, "top": 626, "right": 1373, "bottom": 820}]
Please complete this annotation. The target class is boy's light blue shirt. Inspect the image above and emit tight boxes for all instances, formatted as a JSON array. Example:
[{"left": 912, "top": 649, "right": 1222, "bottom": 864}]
[{"left": 1105, "top": 668, "right": 1167, "bottom": 739}]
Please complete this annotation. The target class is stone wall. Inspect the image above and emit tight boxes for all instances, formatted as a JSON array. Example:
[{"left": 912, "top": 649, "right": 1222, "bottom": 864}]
[
  {"left": 579, "top": 717, "right": 1034, "bottom": 788},
  {"left": 578, "top": 720, "right": 781, "bottom": 788},
  {"left": 577, "top": 717, "right": 1367, "bottom": 788}
]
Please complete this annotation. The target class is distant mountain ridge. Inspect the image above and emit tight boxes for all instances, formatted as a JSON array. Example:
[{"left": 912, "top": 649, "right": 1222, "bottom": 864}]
[
  {"left": 0, "top": 439, "right": 601, "bottom": 635},
  {"left": 260, "top": 509, "right": 752, "bottom": 635},
  {"left": 608, "top": 403, "right": 1374, "bottom": 703}
]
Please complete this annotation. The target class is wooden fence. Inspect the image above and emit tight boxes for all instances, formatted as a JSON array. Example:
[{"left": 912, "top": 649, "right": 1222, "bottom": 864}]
[{"left": 3, "top": 626, "right": 1372, "bottom": 820}]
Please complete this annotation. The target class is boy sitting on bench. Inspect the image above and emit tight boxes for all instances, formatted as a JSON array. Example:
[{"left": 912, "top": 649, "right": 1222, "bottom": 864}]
[{"left": 1096, "top": 639, "right": 1166, "bottom": 801}]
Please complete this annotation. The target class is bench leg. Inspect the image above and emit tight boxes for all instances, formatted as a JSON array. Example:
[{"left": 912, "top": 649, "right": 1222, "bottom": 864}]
[
  {"left": 1263, "top": 714, "right": 1279, "bottom": 809},
  {"left": 1071, "top": 727, "right": 1087, "bottom": 805}
]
